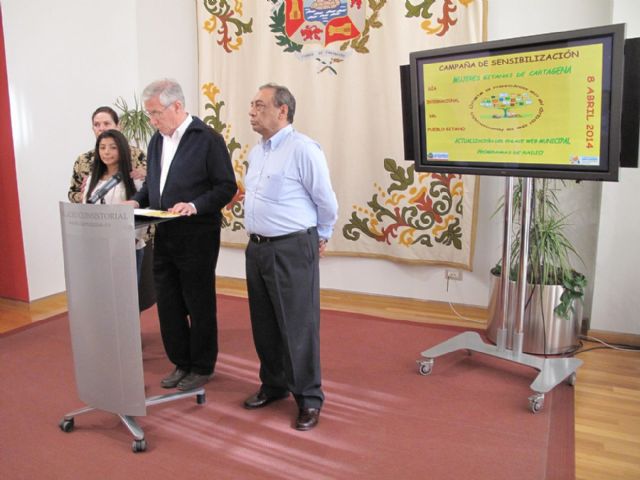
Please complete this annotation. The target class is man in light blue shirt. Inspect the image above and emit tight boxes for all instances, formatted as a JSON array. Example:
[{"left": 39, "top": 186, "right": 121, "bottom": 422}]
[{"left": 243, "top": 83, "right": 338, "bottom": 431}]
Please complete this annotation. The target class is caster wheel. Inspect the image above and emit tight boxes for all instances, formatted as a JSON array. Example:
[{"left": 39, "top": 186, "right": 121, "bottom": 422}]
[
  {"left": 59, "top": 418, "right": 74, "bottom": 432},
  {"left": 196, "top": 393, "right": 206, "bottom": 405},
  {"left": 417, "top": 359, "right": 434, "bottom": 376},
  {"left": 567, "top": 372, "right": 576, "bottom": 386},
  {"left": 132, "top": 439, "right": 147, "bottom": 453},
  {"left": 528, "top": 393, "right": 544, "bottom": 414}
]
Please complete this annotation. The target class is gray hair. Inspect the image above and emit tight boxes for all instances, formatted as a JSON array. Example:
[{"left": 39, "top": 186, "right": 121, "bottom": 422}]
[
  {"left": 260, "top": 83, "right": 295, "bottom": 123},
  {"left": 142, "top": 79, "right": 185, "bottom": 107}
]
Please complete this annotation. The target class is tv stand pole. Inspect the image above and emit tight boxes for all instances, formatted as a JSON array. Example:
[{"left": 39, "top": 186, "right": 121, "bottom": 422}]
[{"left": 416, "top": 177, "right": 582, "bottom": 413}]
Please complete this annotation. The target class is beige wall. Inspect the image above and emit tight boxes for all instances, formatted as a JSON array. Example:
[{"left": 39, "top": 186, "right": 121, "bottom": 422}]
[
  {"left": 4, "top": 0, "right": 639, "bottom": 334},
  {"left": 2, "top": 0, "right": 197, "bottom": 300},
  {"left": 591, "top": 0, "right": 640, "bottom": 334}
]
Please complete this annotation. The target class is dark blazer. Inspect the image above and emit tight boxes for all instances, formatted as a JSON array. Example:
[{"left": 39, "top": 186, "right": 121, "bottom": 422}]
[{"left": 133, "top": 116, "right": 237, "bottom": 228}]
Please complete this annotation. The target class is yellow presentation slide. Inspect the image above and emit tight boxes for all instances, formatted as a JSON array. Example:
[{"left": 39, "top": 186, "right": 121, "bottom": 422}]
[{"left": 422, "top": 43, "right": 604, "bottom": 166}]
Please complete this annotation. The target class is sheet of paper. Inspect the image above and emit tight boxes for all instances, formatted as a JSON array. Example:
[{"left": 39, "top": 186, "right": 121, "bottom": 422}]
[{"left": 134, "top": 209, "right": 181, "bottom": 218}]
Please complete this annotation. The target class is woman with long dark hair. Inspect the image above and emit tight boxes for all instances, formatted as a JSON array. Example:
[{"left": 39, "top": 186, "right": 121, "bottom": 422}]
[
  {"left": 83, "top": 129, "right": 147, "bottom": 279},
  {"left": 85, "top": 129, "right": 137, "bottom": 201},
  {"left": 68, "top": 106, "right": 146, "bottom": 203}
]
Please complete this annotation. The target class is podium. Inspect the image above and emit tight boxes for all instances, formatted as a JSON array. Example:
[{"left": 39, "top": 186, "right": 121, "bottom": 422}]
[{"left": 58, "top": 203, "right": 205, "bottom": 452}]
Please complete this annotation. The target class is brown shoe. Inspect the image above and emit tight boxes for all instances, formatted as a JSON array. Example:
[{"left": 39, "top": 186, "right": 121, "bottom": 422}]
[
  {"left": 160, "top": 368, "right": 189, "bottom": 389},
  {"left": 295, "top": 408, "right": 320, "bottom": 431},
  {"left": 177, "top": 372, "right": 212, "bottom": 391}
]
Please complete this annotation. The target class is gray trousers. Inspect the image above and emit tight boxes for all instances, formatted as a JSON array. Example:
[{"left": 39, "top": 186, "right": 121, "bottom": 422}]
[{"left": 245, "top": 228, "right": 323, "bottom": 410}]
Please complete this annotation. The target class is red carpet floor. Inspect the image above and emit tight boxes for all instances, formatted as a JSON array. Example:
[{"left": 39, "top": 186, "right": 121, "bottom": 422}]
[{"left": 0, "top": 294, "right": 574, "bottom": 479}]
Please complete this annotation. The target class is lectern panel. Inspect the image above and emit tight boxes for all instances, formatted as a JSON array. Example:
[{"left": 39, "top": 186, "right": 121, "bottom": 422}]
[{"left": 60, "top": 203, "right": 146, "bottom": 417}]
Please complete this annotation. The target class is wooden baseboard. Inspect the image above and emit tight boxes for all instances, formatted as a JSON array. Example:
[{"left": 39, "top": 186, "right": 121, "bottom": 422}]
[
  {"left": 217, "top": 276, "right": 488, "bottom": 330},
  {"left": 216, "top": 276, "right": 247, "bottom": 297},
  {"left": 0, "top": 292, "right": 68, "bottom": 333},
  {"left": 7, "top": 279, "right": 640, "bottom": 344},
  {"left": 585, "top": 329, "right": 640, "bottom": 348}
]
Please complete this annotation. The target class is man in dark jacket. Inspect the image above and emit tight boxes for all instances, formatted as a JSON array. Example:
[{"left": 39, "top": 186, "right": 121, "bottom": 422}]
[{"left": 127, "top": 79, "right": 237, "bottom": 391}]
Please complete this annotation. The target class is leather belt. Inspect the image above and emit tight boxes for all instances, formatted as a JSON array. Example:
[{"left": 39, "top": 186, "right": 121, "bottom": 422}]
[{"left": 249, "top": 228, "right": 315, "bottom": 244}]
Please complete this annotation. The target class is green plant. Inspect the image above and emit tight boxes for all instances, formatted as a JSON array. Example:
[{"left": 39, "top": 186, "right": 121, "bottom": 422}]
[
  {"left": 114, "top": 95, "right": 155, "bottom": 148},
  {"left": 493, "top": 178, "right": 586, "bottom": 319}
]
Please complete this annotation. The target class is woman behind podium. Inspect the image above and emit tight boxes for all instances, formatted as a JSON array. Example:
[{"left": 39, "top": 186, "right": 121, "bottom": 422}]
[
  {"left": 68, "top": 106, "right": 146, "bottom": 203},
  {"left": 83, "top": 129, "right": 147, "bottom": 280}
]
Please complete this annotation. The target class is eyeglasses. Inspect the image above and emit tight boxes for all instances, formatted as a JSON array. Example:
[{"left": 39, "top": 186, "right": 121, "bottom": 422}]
[
  {"left": 250, "top": 101, "right": 270, "bottom": 112},
  {"left": 144, "top": 105, "right": 170, "bottom": 118}
]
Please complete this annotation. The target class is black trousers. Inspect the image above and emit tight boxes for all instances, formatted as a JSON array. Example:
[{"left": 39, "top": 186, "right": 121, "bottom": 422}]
[
  {"left": 245, "top": 228, "right": 323, "bottom": 410},
  {"left": 153, "top": 222, "right": 220, "bottom": 376}
]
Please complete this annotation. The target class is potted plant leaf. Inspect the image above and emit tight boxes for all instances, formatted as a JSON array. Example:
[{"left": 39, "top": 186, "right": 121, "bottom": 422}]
[
  {"left": 114, "top": 95, "right": 155, "bottom": 149},
  {"left": 114, "top": 94, "right": 156, "bottom": 311},
  {"left": 486, "top": 178, "right": 587, "bottom": 355}
]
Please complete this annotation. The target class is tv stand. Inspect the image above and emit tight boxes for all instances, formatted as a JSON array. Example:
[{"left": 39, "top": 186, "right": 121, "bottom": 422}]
[{"left": 416, "top": 177, "right": 582, "bottom": 413}]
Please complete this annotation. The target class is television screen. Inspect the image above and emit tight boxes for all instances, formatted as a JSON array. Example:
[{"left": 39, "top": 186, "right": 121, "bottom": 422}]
[
  {"left": 409, "top": 24, "right": 625, "bottom": 181},
  {"left": 621, "top": 37, "right": 640, "bottom": 168}
]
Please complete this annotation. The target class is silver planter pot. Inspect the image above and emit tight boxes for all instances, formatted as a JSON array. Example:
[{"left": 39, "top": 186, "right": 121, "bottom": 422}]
[{"left": 486, "top": 274, "right": 583, "bottom": 355}]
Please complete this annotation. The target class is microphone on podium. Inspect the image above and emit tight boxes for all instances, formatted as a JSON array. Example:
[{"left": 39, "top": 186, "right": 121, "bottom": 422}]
[{"left": 87, "top": 172, "right": 123, "bottom": 204}]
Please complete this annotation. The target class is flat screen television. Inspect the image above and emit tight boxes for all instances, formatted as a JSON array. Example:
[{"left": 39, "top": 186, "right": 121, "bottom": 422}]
[{"left": 409, "top": 24, "right": 626, "bottom": 181}]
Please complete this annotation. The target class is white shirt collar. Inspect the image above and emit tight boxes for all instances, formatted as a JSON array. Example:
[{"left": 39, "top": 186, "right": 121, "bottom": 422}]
[
  {"left": 162, "top": 114, "right": 193, "bottom": 142},
  {"left": 261, "top": 124, "right": 292, "bottom": 151}
]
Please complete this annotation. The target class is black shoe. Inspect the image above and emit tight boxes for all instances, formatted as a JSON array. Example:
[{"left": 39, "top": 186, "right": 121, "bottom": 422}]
[
  {"left": 177, "top": 372, "right": 212, "bottom": 391},
  {"left": 295, "top": 408, "right": 320, "bottom": 431},
  {"left": 243, "top": 390, "right": 289, "bottom": 409},
  {"left": 160, "top": 368, "right": 189, "bottom": 389}
]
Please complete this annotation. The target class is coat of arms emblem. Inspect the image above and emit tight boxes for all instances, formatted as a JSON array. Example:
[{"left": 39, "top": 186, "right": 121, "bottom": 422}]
[{"left": 283, "top": 0, "right": 365, "bottom": 47}]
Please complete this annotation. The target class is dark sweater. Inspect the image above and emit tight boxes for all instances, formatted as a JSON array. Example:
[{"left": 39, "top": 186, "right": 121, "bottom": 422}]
[{"left": 133, "top": 116, "right": 237, "bottom": 228}]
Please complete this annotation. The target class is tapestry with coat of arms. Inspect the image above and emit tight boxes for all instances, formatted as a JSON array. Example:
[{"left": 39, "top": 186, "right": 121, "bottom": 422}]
[{"left": 197, "top": 1, "right": 485, "bottom": 268}]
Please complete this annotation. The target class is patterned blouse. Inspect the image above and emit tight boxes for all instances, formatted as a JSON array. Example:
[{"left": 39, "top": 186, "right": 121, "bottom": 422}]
[{"left": 67, "top": 146, "right": 147, "bottom": 203}]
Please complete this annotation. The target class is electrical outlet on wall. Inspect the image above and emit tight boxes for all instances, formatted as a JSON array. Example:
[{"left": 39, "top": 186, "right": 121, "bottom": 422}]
[{"left": 445, "top": 269, "right": 463, "bottom": 281}]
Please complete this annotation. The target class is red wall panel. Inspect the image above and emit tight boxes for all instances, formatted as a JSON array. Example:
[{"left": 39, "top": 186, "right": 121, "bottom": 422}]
[{"left": 0, "top": 6, "right": 29, "bottom": 301}]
